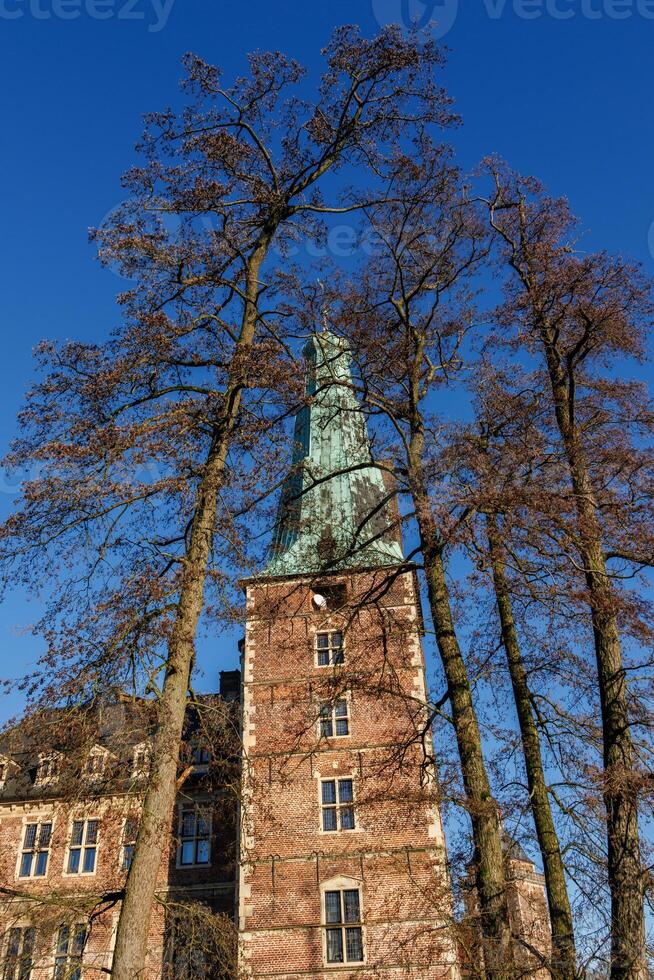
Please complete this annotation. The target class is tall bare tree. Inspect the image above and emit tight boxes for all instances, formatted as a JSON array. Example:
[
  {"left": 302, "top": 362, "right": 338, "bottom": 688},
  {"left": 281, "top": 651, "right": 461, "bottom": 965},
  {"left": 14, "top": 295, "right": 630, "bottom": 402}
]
[
  {"left": 483, "top": 161, "right": 654, "bottom": 979},
  {"left": 0, "top": 29, "right": 455, "bottom": 978},
  {"left": 449, "top": 373, "right": 577, "bottom": 978},
  {"left": 323, "top": 146, "right": 519, "bottom": 978}
]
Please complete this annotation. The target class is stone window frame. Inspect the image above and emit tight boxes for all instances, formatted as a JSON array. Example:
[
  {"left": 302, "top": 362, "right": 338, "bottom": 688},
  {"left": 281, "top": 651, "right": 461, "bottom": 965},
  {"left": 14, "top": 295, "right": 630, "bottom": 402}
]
[
  {"left": 131, "top": 742, "right": 151, "bottom": 779},
  {"left": 320, "top": 875, "right": 366, "bottom": 968},
  {"left": 163, "top": 911, "right": 209, "bottom": 978},
  {"left": 63, "top": 816, "right": 100, "bottom": 877},
  {"left": 176, "top": 802, "right": 212, "bottom": 869},
  {"left": 318, "top": 694, "right": 351, "bottom": 740},
  {"left": 119, "top": 814, "right": 140, "bottom": 871},
  {"left": 102, "top": 911, "right": 120, "bottom": 977},
  {"left": 34, "top": 751, "right": 62, "bottom": 787},
  {"left": 315, "top": 630, "right": 345, "bottom": 668},
  {"left": 1, "top": 922, "right": 38, "bottom": 980},
  {"left": 319, "top": 776, "right": 356, "bottom": 834},
  {"left": 0, "top": 754, "right": 13, "bottom": 789},
  {"left": 84, "top": 745, "right": 112, "bottom": 781},
  {"left": 53, "top": 921, "right": 87, "bottom": 980},
  {"left": 16, "top": 814, "right": 55, "bottom": 880}
]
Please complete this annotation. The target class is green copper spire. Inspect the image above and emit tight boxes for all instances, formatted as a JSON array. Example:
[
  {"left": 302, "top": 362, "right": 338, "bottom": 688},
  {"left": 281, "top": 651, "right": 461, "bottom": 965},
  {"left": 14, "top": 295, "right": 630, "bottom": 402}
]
[{"left": 265, "top": 331, "right": 404, "bottom": 577}]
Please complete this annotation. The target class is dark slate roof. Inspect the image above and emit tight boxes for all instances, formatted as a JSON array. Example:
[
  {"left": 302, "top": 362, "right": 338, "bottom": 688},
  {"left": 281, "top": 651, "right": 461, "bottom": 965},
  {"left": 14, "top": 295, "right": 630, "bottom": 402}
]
[
  {"left": 502, "top": 833, "right": 531, "bottom": 864},
  {"left": 0, "top": 676, "right": 240, "bottom": 804}
]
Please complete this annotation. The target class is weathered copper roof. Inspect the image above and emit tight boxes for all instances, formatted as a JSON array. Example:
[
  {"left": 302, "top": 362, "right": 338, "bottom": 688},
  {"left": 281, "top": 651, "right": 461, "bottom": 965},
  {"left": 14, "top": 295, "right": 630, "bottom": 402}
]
[{"left": 265, "top": 331, "right": 404, "bottom": 577}]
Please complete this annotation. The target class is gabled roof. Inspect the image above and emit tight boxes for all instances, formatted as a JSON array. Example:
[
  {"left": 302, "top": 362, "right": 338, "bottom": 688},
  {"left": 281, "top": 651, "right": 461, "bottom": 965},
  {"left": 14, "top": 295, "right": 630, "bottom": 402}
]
[{"left": 265, "top": 331, "right": 404, "bottom": 577}]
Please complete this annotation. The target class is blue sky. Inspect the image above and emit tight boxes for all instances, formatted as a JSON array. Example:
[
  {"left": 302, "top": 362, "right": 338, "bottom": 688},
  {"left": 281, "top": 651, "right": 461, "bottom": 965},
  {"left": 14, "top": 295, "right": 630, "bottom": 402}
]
[{"left": 1, "top": 0, "right": 653, "bottom": 718}]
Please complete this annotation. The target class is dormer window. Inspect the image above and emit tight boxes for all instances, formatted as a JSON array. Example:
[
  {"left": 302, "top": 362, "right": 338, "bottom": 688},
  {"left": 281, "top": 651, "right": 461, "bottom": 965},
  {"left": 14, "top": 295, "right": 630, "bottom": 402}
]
[
  {"left": 35, "top": 754, "right": 60, "bottom": 786},
  {"left": 86, "top": 756, "right": 104, "bottom": 777},
  {"left": 131, "top": 744, "right": 150, "bottom": 778},
  {"left": 85, "top": 748, "right": 108, "bottom": 780},
  {"left": 0, "top": 756, "right": 11, "bottom": 789},
  {"left": 40, "top": 758, "right": 57, "bottom": 782}
]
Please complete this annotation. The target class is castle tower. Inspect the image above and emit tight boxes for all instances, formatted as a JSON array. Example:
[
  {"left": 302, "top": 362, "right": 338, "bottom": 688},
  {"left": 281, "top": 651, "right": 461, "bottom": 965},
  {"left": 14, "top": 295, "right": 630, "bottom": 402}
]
[{"left": 238, "top": 332, "right": 460, "bottom": 978}]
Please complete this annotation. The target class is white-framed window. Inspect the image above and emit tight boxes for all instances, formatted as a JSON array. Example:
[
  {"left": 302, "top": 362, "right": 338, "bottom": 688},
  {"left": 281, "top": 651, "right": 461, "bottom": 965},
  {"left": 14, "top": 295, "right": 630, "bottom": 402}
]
[
  {"left": 323, "top": 887, "right": 364, "bottom": 965},
  {"left": 120, "top": 816, "right": 139, "bottom": 871},
  {"left": 131, "top": 743, "right": 150, "bottom": 778},
  {"left": 66, "top": 819, "right": 99, "bottom": 875},
  {"left": 53, "top": 923, "right": 86, "bottom": 980},
  {"left": 18, "top": 821, "right": 52, "bottom": 878},
  {"left": 1, "top": 926, "right": 36, "bottom": 979},
  {"left": 35, "top": 754, "right": 60, "bottom": 786},
  {"left": 319, "top": 698, "right": 350, "bottom": 738},
  {"left": 316, "top": 631, "right": 344, "bottom": 667},
  {"left": 321, "top": 779, "right": 355, "bottom": 832},
  {"left": 177, "top": 806, "right": 211, "bottom": 867}
]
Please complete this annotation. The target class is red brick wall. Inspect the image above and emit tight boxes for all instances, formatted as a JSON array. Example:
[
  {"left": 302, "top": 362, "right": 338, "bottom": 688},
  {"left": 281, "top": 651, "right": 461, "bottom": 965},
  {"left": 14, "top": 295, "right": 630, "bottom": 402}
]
[
  {"left": 461, "top": 856, "right": 552, "bottom": 978},
  {"left": 239, "top": 568, "right": 460, "bottom": 978},
  {"left": 506, "top": 858, "right": 552, "bottom": 978},
  {"left": 0, "top": 794, "right": 235, "bottom": 979}
]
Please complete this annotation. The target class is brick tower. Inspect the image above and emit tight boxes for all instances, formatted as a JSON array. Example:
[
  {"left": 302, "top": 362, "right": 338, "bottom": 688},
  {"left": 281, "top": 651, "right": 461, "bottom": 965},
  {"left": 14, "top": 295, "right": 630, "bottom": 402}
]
[{"left": 238, "top": 332, "right": 460, "bottom": 978}]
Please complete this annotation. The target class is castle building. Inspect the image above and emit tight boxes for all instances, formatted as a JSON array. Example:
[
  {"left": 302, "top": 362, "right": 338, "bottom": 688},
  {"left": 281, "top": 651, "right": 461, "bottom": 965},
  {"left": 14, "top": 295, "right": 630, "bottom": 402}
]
[
  {"left": 0, "top": 681, "right": 239, "bottom": 979},
  {"left": 0, "top": 329, "right": 550, "bottom": 979},
  {"left": 237, "top": 331, "right": 461, "bottom": 978}
]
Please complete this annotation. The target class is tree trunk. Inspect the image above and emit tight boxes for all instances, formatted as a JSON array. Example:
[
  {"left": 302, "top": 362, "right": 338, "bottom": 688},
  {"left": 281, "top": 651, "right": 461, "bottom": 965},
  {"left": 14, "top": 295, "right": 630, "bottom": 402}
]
[
  {"left": 543, "top": 348, "right": 645, "bottom": 980},
  {"left": 111, "top": 246, "right": 267, "bottom": 980},
  {"left": 486, "top": 510, "right": 576, "bottom": 980},
  {"left": 408, "top": 431, "right": 515, "bottom": 980}
]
